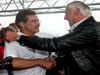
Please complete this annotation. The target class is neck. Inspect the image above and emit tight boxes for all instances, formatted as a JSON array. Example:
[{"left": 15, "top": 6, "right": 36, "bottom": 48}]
[
  {"left": 20, "top": 30, "right": 35, "bottom": 36},
  {"left": 75, "top": 15, "right": 89, "bottom": 24}
]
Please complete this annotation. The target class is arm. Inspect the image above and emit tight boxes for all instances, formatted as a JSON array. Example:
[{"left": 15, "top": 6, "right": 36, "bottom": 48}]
[
  {"left": 12, "top": 57, "right": 56, "bottom": 69},
  {"left": 17, "top": 25, "right": 96, "bottom": 51},
  {"left": 5, "top": 24, "right": 97, "bottom": 51},
  {"left": 4, "top": 41, "right": 56, "bottom": 70},
  {"left": 0, "top": 57, "right": 56, "bottom": 70}
]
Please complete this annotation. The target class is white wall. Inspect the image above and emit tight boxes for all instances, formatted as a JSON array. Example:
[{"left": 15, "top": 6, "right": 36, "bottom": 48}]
[{"left": 38, "top": 13, "right": 70, "bottom": 36}]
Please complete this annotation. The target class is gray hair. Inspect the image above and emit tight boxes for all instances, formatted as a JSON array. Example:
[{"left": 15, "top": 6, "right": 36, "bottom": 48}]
[{"left": 67, "top": 1, "right": 92, "bottom": 16}]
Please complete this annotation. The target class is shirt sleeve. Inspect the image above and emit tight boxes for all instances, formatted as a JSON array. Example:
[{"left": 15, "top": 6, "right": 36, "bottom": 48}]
[{"left": 4, "top": 41, "right": 19, "bottom": 58}]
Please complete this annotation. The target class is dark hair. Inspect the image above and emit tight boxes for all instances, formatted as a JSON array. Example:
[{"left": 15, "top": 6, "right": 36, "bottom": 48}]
[{"left": 15, "top": 9, "right": 36, "bottom": 28}]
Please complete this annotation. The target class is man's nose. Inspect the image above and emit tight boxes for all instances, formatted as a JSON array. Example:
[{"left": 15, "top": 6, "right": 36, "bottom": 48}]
[{"left": 64, "top": 15, "right": 67, "bottom": 20}]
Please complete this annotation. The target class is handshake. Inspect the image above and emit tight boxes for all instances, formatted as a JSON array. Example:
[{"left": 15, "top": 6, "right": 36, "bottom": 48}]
[{"left": 39, "top": 57, "right": 56, "bottom": 69}]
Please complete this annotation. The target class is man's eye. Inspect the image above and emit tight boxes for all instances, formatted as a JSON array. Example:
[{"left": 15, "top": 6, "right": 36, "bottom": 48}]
[
  {"left": 32, "top": 20, "right": 36, "bottom": 23},
  {"left": 31, "top": 20, "right": 40, "bottom": 23}
]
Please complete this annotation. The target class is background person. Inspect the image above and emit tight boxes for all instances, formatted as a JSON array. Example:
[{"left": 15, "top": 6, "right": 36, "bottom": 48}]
[
  {"left": 0, "top": 27, "right": 15, "bottom": 75},
  {"left": 0, "top": 27, "right": 6, "bottom": 63},
  {"left": 9, "top": 23, "right": 19, "bottom": 32}
]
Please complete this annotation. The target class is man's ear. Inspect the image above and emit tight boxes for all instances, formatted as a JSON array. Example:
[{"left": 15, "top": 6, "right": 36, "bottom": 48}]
[
  {"left": 20, "top": 22, "right": 25, "bottom": 28},
  {"left": 76, "top": 8, "right": 80, "bottom": 15}
]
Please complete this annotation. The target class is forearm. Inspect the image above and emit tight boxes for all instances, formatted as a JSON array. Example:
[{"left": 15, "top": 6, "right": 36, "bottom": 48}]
[{"left": 12, "top": 58, "right": 43, "bottom": 69}]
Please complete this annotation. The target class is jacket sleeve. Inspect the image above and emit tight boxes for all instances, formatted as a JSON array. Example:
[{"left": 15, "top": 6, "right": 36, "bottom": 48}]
[{"left": 18, "top": 24, "right": 97, "bottom": 51}]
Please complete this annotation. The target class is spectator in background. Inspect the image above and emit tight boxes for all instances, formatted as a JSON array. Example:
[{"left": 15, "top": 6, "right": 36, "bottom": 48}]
[
  {"left": 0, "top": 22, "right": 18, "bottom": 61},
  {"left": 0, "top": 27, "right": 7, "bottom": 60},
  {"left": 0, "top": 27, "right": 15, "bottom": 75},
  {"left": 9, "top": 23, "right": 19, "bottom": 32},
  {"left": 0, "top": 40, "right": 4, "bottom": 60},
  {"left": 0, "top": 27, "right": 16, "bottom": 61}
]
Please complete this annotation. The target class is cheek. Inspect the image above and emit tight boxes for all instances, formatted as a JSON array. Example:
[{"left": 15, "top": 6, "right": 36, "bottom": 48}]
[
  {"left": 25, "top": 24, "right": 33, "bottom": 30},
  {"left": 27, "top": 23, "right": 34, "bottom": 28},
  {"left": 64, "top": 15, "right": 68, "bottom": 20}
]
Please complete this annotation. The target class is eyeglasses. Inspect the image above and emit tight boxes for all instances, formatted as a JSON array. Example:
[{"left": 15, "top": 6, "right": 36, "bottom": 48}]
[{"left": 31, "top": 20, "right": 41, "bottom": 23}]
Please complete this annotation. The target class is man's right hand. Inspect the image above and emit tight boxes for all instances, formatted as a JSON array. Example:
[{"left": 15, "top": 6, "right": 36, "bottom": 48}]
[
  {"left": 40, "top": 58, "right": 56, "bottom": 69},
  {"left": 5, "top": 31, "right": 19, "bottom": 41}
]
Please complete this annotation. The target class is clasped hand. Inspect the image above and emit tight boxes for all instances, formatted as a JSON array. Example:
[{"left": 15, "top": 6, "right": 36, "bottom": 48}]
[{"left": 40, "top": 57, "right": 56, "bottom": 69}]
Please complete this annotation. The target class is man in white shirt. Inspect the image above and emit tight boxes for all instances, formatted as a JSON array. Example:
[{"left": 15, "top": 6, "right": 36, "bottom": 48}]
[{"left": 4, "top": 9, "right": 56, "bottom": 75}]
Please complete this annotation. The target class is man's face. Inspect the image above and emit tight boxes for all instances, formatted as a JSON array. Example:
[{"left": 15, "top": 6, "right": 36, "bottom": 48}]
[
  {"left": 21, "top": 15, "right": 40, "bottom": 35},
  {"left": 64, "top": 8, "right": 76, "bottom": 26}
]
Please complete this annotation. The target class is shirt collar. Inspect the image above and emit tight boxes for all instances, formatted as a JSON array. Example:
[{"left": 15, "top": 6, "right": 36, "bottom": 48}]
[{"left": 70, "top": 17, "right": 89, "bottom": 32}]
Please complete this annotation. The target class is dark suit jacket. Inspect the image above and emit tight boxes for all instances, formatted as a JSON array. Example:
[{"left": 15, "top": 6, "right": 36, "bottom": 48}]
[{"left": 18, "top": 16, "right": 100, "bottom": 75}]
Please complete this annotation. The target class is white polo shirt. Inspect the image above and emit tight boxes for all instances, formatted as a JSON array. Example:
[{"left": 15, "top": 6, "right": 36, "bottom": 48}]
[{"left": 4, "top": 31, "right": 54, "bottom": 75}]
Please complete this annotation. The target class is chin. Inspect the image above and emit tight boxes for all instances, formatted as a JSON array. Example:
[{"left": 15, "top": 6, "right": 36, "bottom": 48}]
[{"left": 36, "top": 30, "right": 39, "bottom": 33}]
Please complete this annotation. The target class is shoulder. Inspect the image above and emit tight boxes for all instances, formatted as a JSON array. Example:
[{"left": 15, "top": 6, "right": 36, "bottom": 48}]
[
  {"left": 5, "top": 41, "right": 19, "bottom": 47},
  {"left": 35, "top": 32, "right": 55, "bottom": 38}
]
